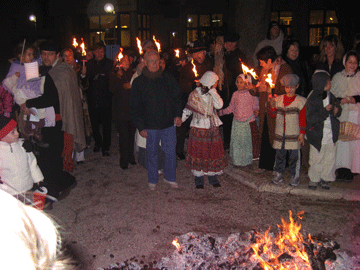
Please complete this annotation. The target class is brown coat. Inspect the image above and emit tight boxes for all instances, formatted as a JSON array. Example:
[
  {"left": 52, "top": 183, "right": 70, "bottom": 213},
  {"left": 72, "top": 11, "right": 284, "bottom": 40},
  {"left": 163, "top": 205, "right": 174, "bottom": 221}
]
[{"left": 252, "top": 61, "right": 292, "bottom": 146}]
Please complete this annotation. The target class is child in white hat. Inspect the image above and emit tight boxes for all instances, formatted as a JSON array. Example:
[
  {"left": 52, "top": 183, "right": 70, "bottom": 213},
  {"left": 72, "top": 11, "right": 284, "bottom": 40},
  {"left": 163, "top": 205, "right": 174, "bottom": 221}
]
[{"left": 181, "top": 71, "right": 227, "bottom": 189}]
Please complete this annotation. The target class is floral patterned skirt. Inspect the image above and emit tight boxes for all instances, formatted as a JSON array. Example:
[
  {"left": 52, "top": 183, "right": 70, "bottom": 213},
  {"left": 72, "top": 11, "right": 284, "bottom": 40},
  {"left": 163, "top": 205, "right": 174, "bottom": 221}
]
[{"left": 185, "top": 127, "right": 227, "bottom": 174}]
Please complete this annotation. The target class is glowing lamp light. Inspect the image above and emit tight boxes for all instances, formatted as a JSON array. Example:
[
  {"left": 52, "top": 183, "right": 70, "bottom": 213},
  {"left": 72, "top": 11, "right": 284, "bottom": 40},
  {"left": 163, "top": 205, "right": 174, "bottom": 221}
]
[
  {"left": 29, "top": 14, "right": 36, "bottom": 22},
  {"left": 104, "top": 3, "right": 114, "bottom": 13}
]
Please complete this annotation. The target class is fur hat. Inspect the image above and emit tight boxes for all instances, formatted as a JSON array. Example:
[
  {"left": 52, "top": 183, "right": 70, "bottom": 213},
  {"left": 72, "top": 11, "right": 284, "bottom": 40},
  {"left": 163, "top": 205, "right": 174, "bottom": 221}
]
[
  {"left": 188, "top": 40, "right": 207, "bottom": 54},
  {"left": 199, "top": 71, "right": 219, "bottom": 88},
  {"left": 280, "top": 74, "right": 300, "bottom": 87},
  {"left": 39, "top": 40, "right": 59, "bottom": 53},
  {"left": 0, "top": 116, "right": 17, "bottom": 140}
]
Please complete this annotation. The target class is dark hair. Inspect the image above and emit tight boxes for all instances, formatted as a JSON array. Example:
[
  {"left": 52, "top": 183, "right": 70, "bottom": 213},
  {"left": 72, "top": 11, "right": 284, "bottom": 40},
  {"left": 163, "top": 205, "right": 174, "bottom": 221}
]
[
  {"left": 344, "top": 50, "right": 360, "bottom": 65},
  {"left": 266, "top": 21, "right": 281, "bottom": 40},
  {"left": 14, "top": 42, "right": 34, "bottom": 59},
  {"left": 60, "top": 48, "right": 74, "bottom": 58},
  {"left": 256, "top": 45, "right": 277, "bottom": 62},
  {"left": 282, "top": 39, "right": 301, "bottom": 59},
  {"left": 93, "top": 41, "right": 106, "bottom": 51}
]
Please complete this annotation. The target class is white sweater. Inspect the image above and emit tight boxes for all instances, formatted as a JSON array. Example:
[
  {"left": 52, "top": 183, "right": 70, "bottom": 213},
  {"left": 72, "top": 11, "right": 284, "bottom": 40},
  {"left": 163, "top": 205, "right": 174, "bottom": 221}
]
[{"left": 0, "top": 139, "right": 43, "bottom": 195}]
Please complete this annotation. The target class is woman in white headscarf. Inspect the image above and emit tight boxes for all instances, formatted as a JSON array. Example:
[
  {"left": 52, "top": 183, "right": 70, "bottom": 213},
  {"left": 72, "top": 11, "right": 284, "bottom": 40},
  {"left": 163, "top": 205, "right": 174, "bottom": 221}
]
[
  {"left": 181, "top": 71, "right": 227, "bottom": 189},
  {"left": 330, "top": 50, "right": 360, "bottom": 180}
]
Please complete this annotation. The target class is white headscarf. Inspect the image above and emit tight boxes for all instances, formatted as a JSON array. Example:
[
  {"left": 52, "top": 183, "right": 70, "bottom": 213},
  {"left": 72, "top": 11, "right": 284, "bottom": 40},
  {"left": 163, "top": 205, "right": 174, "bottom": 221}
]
[{"left": 199, "top": 71, "right": 219, "bottom": 89}]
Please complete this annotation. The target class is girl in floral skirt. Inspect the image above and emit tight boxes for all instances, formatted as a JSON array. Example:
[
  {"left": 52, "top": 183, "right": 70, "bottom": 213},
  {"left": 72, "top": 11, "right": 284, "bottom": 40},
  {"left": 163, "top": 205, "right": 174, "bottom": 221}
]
[{"left": 181, "top": 71, "right": 227, "bottom": 189}]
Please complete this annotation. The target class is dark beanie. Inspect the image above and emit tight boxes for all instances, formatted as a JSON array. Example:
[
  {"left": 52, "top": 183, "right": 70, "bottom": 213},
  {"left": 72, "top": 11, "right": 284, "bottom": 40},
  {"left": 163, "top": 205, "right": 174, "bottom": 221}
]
[
  {"left": 224, "top": 32, "right": 240, "bottom": 43},
  {"left": 0, "top": 116, "right": 17, "bottom": 140}
]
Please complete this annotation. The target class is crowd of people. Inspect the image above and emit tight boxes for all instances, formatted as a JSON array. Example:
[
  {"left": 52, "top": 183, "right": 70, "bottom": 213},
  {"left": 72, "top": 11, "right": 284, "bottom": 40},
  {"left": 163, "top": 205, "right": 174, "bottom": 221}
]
[{"left": 1, "top": 23, "right": 360, "bottom": 214}]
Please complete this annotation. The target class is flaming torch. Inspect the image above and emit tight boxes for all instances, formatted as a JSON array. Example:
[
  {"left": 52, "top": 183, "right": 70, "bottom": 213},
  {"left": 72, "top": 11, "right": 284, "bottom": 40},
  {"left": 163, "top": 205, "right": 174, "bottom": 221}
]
[
  {"left": 72, "top": 37, "right": 78, "bottom": 48},
  {"left": 191, "top": 59, "right": 198, "bottom": 78},
  {"left": 265, "top": 73, "right": 276, "bottom": 98},
  {"left": 153, "top": 35, "right": 161, "bottom": 52},
  {"left": 241, "top": 62, "right": 259, "bottom": 85},
  {"left": 174, "top": 49, "right": 180, "bottom": 58},
  {"left": 79, "top": 38, "right": 87, "bottom": 68},
  {"left": 136, "top": 37, "right": 143, "bottom": 55},
  {"left": 116, "top": 48, "right": 124, "bottom": 68}
]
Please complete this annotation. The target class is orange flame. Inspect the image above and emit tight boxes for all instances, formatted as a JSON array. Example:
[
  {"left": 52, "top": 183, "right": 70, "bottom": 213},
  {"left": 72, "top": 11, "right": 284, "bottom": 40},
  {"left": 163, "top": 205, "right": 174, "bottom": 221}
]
[
  {"left": 251, "top": 210, "right": 311, "bottom": 269},
  {"left": 117, "top": 48, "right": 124, "bottom": 62},
  {"left": 72, "top": 37, "right": 78, "bottom": 48},
  {"left": 191, "top": 59, "right": 198, "bottom": 77},
  {"left": 153, "top": 35, "right": 161, "bottom": 52},
  {"left": 241, "top": 62, "right": 258, "bottom": 80},
  {"left": 174, "top": 49, "right": 180, "bottom": 58},
  {"left": 172, "top": 238, "right": 181, "bottom": 250},
  {"left": 265, "top": 73, "right": 275, "bottom": 88},
  {"left": 136, "top": 37, "right": 143, "bottom": 55},
  {"left": 80, "top": 38, "right": 86, "bottom": 56}
]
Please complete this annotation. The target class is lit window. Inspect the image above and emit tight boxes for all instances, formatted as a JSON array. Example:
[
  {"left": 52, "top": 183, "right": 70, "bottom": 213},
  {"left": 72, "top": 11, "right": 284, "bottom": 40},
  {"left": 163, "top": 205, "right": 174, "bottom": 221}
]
[
  {"left": 309, "top": 10, "right": 339, "bottom": 46},
  {"left": 309, "top": 10, "right": 324, "bottom": 25}
]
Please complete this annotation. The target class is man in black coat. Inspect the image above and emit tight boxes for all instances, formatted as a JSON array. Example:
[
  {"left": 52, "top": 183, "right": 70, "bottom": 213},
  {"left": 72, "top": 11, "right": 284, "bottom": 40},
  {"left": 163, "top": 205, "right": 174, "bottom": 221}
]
[
  {"left": 130, "top": 50, "right": 182, "bottom": 190},
  {"left": 81, "top": 42, "right": 113, "bottom": 156}
]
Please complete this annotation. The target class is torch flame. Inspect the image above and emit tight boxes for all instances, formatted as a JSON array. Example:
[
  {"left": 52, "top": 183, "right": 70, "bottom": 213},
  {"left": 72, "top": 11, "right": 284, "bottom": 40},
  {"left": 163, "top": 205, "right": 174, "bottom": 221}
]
[
  {"left": 136, "top": 37, "right": 143, "bottom": 55},
  {"left": 72, "top": 37, "right": 78, "bottom": 48},
  {"left": 241, "top": 62, "right": 258, "bottom": 80},
  {"left": 191, "top": 59, "right": 198, "bottom": 78},
  {"left": 265, "top": 73, "right": 275, "bottom": 88},
  {"left": 172, "top": 238, "right": 181, "bottom": 250},
  {"left": 174, "top": 49, "right": 180, "bottom": 58},
  {"left": 117, "top": 48, "right": 124, "bottom": 62},
  {"left": 80, "top": 38, "right": 86, "bottom": 56},
  {"left": 153, "top": 35, "right": 161, "bottom": 52}
]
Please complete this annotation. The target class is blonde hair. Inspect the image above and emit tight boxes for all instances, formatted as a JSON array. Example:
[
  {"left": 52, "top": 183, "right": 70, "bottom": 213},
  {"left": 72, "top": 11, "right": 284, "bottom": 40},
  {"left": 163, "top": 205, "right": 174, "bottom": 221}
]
[
  {"left": 0, "top": 190, "right": 74, "bottom": 269},
  {"left": 318, "top": 35, "right": 345, "bottom": 63}
]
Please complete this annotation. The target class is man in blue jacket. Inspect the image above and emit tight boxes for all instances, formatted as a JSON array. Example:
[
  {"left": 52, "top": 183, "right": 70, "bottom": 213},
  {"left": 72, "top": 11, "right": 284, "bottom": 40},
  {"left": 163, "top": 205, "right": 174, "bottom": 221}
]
[{"left": 130, "top": 50, "right": 182, "bottom": 190}]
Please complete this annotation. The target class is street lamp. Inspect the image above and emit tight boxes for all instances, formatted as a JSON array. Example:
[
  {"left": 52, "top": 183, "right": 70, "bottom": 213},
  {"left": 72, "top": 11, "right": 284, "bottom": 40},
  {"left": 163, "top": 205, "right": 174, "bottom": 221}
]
[
  {"left": 29, "top": 14, "right": 37, "bottom": 30},
  {"left": 104, "top": 3, "right": 114, "bottom": 13}
]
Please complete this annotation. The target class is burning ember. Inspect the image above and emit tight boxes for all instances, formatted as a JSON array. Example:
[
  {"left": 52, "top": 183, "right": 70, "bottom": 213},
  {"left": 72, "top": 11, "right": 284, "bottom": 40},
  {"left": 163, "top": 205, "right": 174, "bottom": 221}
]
[
  {"left": 153, "top": 35, "right": 161, "bottom": 52},
  {"left": 191, "top": 59, "right": 198, "bottom": 78},
  {"left": 103, "top": 212, "right": 360, "bottom": 270},
  {"left": 156, "top": 211, "right": 356, "bottom": 270},
  {"left": 136, "top": 37, "right": 143, "bottom": 55},
  {"left": 172, "top": 238, "right": 181, "bottom": 251}
]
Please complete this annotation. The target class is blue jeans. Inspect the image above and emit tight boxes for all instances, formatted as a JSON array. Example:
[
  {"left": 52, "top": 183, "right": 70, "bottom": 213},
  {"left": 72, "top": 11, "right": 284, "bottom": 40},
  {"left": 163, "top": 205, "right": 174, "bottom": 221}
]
[{"left": 146, "top": 126, "right": 177, "bottom": 184}]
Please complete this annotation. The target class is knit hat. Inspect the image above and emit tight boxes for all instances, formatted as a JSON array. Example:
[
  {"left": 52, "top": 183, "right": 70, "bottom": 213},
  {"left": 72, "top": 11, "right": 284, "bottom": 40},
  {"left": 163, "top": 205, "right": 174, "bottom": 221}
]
[
  {"left": 280, "top": 74, "right": 300, "bottom": 87},
  {"left": 199, "top": 71, "right": 219, "bottom": 88},
  {"left": 0, "top": 116, "right": 17, "bottom": 140}
]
